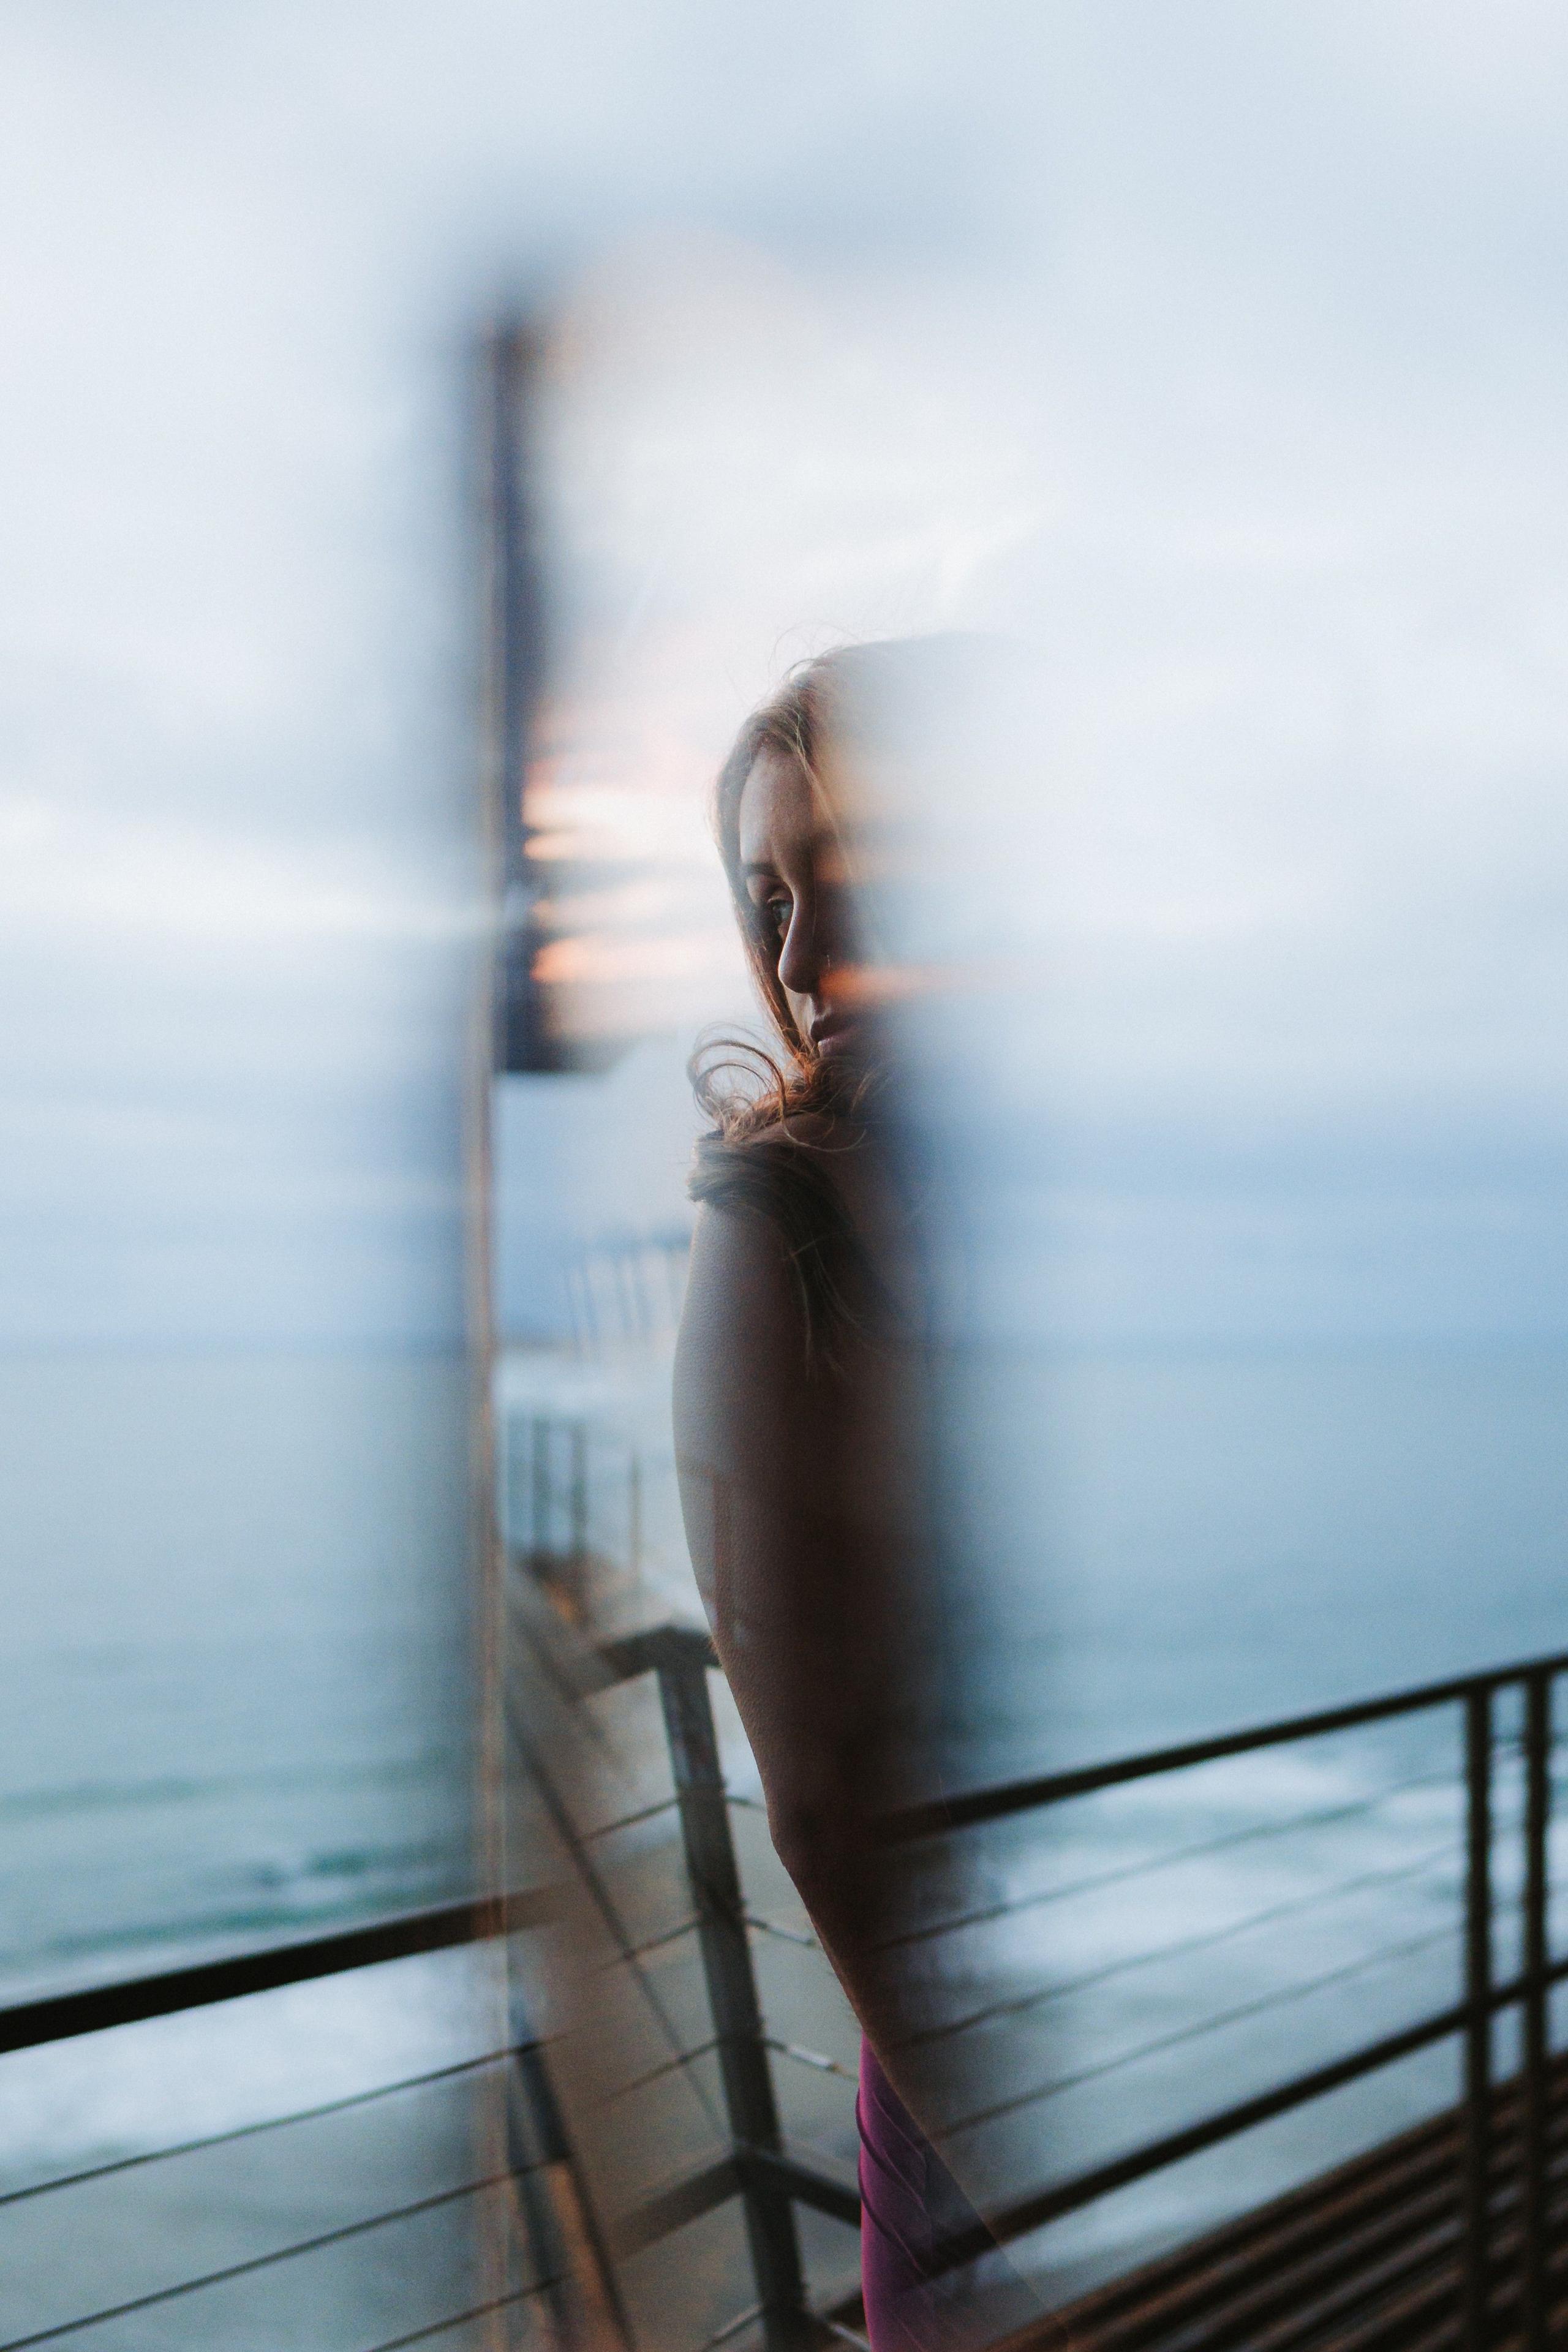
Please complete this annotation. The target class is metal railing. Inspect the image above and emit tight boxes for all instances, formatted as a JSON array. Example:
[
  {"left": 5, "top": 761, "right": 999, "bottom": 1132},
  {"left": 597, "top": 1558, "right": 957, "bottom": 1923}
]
[
  {"left": 0, "top": 1887, "right": 579, "bottom": 2351},
  {"left": 882, "top": 1649, "right": 1567, "bottom": 2351},
  {"left": 0, "top": 1606, "right": 847, "bottom": 2352},
  {"left": 7, "top": 1642, "right": 1562, "bottom": 2351},
  {"left": 499, "top": 1618, "right": 1568, "bottom": 2351},
  {"left": 589, "top": 1627, "right": 859, "bottom": 2350}
]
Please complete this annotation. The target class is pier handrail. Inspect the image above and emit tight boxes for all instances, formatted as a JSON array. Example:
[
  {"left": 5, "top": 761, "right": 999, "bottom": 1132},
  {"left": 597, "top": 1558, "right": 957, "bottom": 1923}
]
[
  {"left": 875, "top": 1646, "right": 1566, "bottom": 2352},
  {"left": 0, "top": 1888, "right": 554, "bottom": 2057},
  {"left": 6, "top": 1635, "right": 1561, "bottom": 2350},
  {"left": 516, "top": 1599, "right": 1567, "bottom": 2351},
  {"left": 0, "top": 1883, "right": 594, "bottom": 2352},
  {"left": 882, "top": 1645, "right": 1568, "bottom": 1842}
]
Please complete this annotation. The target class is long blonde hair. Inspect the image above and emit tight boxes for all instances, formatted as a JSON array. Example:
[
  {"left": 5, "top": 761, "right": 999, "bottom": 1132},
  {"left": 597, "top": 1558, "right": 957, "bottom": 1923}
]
[{"left": 688, "top": 645, "right": 887, "bottom": 1359}]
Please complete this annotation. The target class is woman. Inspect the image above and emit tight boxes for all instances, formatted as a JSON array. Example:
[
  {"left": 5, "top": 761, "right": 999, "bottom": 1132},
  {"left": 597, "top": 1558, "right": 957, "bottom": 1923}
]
[{"left": 674, "top": 645, "right": 1016, "bottom": 2352}]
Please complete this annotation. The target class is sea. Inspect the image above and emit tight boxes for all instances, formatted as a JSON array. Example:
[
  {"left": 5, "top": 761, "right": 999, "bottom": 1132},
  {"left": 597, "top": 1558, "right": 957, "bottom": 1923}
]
[
  {"left": 2, "top": 1339, "right": 1567, "bottom": 2337},
  {"left": 0, "top": 1350, "right": 496, "bottom": 2349},
  {"left": 911, "top": 1339, "right": 1568, "bottom": 2290}
]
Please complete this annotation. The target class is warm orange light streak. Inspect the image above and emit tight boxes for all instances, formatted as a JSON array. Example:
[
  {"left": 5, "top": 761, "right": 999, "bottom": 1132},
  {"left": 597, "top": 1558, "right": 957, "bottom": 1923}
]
[{"left": 532, "top": 932, "right": 735, "bottom": 986}]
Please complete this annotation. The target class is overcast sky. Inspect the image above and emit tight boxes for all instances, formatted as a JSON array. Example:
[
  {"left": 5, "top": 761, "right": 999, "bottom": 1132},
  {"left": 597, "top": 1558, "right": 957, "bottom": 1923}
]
[{"left": 4, "top": 1, "right": 1568, "bottom": 1343}]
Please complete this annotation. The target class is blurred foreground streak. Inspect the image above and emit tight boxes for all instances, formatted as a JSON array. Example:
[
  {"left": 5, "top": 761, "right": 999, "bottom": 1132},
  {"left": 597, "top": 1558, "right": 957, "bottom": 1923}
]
[
  {"left": 481, "top": 312, "right": 869, "bottom": 2348},
  {"left": 480, "top": 320, "right": 1025, "bottom": 2349}
]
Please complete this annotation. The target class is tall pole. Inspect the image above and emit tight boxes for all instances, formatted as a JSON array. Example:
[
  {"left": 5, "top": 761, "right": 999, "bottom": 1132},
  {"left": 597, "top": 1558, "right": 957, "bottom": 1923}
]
[{"left": 484, "top": 319, "right": 557, "bottom": 1076}]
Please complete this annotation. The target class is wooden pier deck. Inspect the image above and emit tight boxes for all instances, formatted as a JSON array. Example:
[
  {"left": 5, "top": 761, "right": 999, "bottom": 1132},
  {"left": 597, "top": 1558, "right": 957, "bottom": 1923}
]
[{"left": 1034, "top": 2059, "right": 1567, "bottom": 2352}]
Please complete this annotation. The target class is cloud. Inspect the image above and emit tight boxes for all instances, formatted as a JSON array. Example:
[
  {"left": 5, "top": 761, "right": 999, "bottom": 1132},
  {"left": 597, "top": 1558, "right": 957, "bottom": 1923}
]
[{"left": 3, "top": 2, "right": 1567, "bottom": 1338}]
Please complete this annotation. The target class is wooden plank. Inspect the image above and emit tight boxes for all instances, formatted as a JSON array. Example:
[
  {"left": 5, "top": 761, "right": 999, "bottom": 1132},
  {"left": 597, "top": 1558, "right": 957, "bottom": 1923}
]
[{"left": 1009, "top": 2058, "right": 1568, "bottom": 2352}]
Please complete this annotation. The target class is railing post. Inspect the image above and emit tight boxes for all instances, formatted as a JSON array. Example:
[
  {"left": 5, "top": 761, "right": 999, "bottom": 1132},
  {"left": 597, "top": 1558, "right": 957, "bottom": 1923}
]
[
  {"left": 570, "top": 1420, "right": 589, "bottom": 1567},
  {"left": 1464, "top": 1685, "right": 1493, "bottom": 2352},
  {"left": 531, "top": 1414, "right": 549, "bottom": 1559},
  {"left": 1521, "top": 1669, "right": 1553, "bottom": 2352},
  {"left": 654, "top": 1641, "right": 812, "bottom": 2352}
]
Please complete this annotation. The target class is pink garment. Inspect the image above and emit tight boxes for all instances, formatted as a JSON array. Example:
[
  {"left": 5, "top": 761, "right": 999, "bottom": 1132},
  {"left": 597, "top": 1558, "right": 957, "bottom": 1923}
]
[{"left": 856, "top": 2038, "right": 985, "bottom": 2352}]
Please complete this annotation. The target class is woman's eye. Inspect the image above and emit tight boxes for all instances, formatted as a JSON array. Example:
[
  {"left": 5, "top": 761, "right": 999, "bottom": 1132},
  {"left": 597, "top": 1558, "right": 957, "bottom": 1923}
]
[{"left": 766, "top": 897, "right": 791, "bottom": 941}]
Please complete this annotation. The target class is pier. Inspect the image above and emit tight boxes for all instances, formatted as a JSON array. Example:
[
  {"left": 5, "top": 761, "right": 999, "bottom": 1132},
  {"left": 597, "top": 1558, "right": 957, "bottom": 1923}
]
[{"left": 3, "top": 1640, "right": 1562, "bottom": 2350}]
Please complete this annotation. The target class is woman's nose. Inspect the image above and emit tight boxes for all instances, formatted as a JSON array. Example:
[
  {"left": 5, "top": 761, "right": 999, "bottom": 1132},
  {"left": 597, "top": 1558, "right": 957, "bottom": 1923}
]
[
  {"left": 775, "top": 903, "right": 818, "bottom": 997},
  {"left": 777, "top": 899, "right": 820, "bottom": 997}
]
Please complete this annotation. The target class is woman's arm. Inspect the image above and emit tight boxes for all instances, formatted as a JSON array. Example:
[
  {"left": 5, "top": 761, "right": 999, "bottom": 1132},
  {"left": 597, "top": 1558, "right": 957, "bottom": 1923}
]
[{"left": 673, "top": 1199, "right": 906, "bottom": 2048}]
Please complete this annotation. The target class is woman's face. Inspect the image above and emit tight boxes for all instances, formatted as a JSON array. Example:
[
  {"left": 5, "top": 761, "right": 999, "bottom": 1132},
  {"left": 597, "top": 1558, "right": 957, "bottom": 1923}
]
[{"left": 737, "top": 748, "right": 862, "bottom": 1063}]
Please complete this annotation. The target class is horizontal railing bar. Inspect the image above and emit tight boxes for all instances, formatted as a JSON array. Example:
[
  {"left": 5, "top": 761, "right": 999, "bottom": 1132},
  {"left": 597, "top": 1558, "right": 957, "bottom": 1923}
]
[
  {"left": 885, "top": 1649, "right": 1568, "bottom": 1841},
  {"left": 595, "top": 2037, "right": 721, "bottom": 2108},
  {"left": 946, "top": 1922, "right": 1458, "bottom": 2138},
  {"left": 0, "top": 1889, "right": 554, "bottom": 2056},
  {"left": 818, "top": 2320, "right": 871, "bottom": 2350},
  {"left": 612, "top": 2154, "right": 742, "bottom": 2256},
  {"left": 0, "top": 2046, "right": 517, "bottom": 2207},
  {"left": 952, "top": 1948, "right": 1568, "bottom": 2266},
  {"left": 955, "top": 2011, "right": 1462, "bottom": 2266},
  {"left": 694, "top": 2297, "right": 764, "bottom": 2352},
  {"left": 580, "top": 1795, "right": 680, "bottom": 1841},
  {"left": 742, "top": 2145, "right": 861, "bottom": 2230},
  {"left": 898, "top": 1838, "right": 1461, "bottom": 2052},
  {"left": 614, "top": 2146, "right": 860, "bottom": 2259},
  {"left": 744, "top": 1912, "right": 820, "bottom": 1950},
  {"left": 0, "top": 2163, "right": 535, "bottom": 2350},
  {"left": 766, "top": 2037, "right": 857, "bottom": 2081},
  {"left": 592, "top": 1917, "right": 702, "bottom": 1971},
  {"left": 878, "top": 1765, "right": 1459, "bottom": 1951},
  {"left": 361, "top": 2276, "right": 564, "bottom": 2352}
]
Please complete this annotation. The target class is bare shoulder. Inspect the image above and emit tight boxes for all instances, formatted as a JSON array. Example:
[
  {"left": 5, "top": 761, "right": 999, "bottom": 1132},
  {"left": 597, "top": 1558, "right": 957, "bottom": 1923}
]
[
  {"left": 673, "top": 1202, "right": 811, "bottom": 1483},
  {"left": 679, "top": 1197, "right": 798, "bottom": 1348}
]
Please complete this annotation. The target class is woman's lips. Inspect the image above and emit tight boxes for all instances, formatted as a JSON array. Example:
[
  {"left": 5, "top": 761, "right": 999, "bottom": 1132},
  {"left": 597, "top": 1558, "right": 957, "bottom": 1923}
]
[{"left": 809, "top": 1011, "right": 857, "bottom": 1056}]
